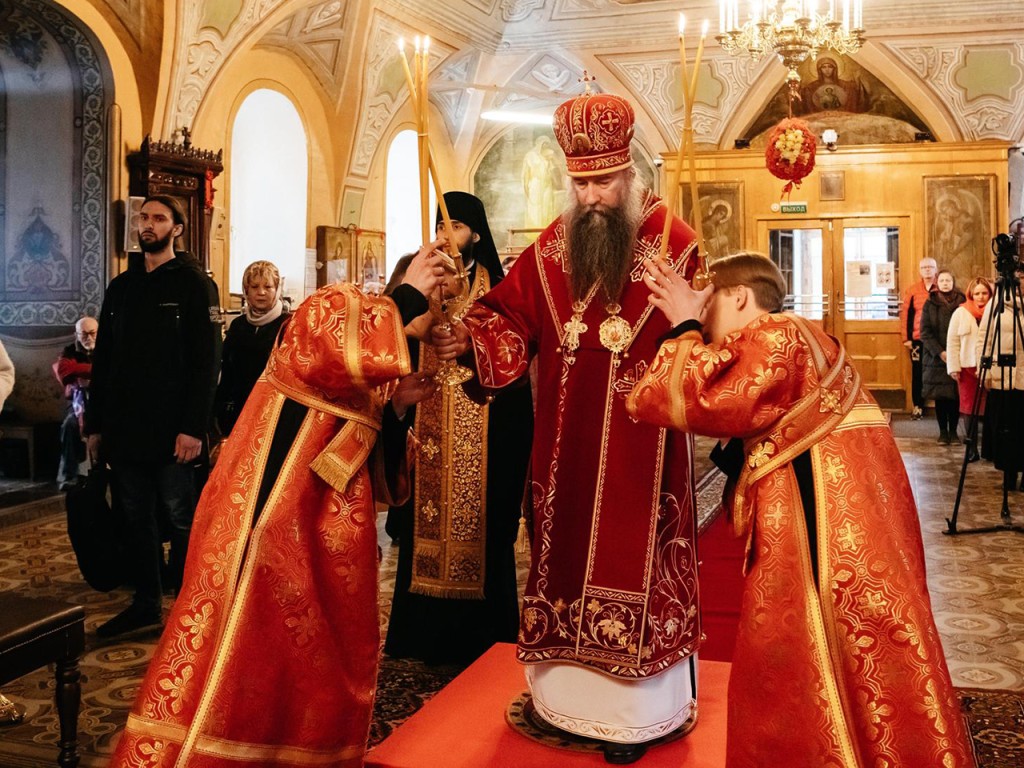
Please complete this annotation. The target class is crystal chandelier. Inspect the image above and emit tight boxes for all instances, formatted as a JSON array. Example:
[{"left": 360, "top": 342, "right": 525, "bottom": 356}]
[{"left": 716, "top": 0, "right": 865, "bottom": 80}]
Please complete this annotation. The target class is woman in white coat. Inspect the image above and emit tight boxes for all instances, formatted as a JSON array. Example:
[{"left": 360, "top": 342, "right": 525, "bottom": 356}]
[
  {"left": 976, "top": 273, "right": 1024, "bottom": 490},
  {"left": 947, "top": 276, "right": 993, "bottom": 460}
]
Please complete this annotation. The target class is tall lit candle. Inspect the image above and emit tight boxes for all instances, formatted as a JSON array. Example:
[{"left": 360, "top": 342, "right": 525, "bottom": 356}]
[
  {"left": 683, "top": 21, "right": 712, "bottom": 288},
  {"left": 657, "top": 14, "right": 689, "bottom": 262},
  {"left": 416, "top": 39, "right": 430, "bottom": 244},
  {"left": 842, "top": 0, "right": 849, "bottom": 30},
  {"left": 719, "top": 0, "right": 725, "bottom": 33},
  {"left": 690, "top": 18, "right": 709, "bottom": 97},
  {"left": 397, "top": 38, "right": 416, "bottom": 106}
]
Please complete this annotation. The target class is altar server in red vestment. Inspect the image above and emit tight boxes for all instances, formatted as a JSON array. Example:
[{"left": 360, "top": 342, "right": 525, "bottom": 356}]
[
  {"left": 434, "top": 89, "right": 700, "bottom": 764},
  {"left": 108, "top": 246, "right": 445, "bottom": 768},
  {"left": 627, "top": 253, "right": 972, "bottom": 767}
]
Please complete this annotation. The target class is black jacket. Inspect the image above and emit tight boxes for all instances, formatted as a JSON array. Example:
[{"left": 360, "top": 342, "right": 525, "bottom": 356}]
[
  {"left": 214, "top": 311, "right": 289, "bottom": 434},
  {"left": 85, "top": 255, "right": 220, "bottom": 463},
  {"left": 920, "top": 289, "right": 965, "bottom": 402}
]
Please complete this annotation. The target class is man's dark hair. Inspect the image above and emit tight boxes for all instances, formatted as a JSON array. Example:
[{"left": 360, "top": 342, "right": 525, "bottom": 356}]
[{"left": 143, "top": 195, "right": 189, "bottom": 231}]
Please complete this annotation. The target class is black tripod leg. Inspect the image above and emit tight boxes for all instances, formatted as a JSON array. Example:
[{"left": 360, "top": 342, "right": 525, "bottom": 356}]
[{"left": 946, "top": 445, "right": 972, "bottom": 534}]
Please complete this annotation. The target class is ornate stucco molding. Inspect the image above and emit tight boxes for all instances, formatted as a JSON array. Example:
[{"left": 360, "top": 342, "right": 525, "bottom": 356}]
[
  {"left": 883, "top": 39, "right": 1024, "bottom": 142},
  {"left": 603, "top": 52, "right": 765, "bottom": 148},
  {"left": 349, "top": 11, "right": 454, "bottom": 178},
  {"left": 164, "top": 0, "right": 296, "bottom": 136}
]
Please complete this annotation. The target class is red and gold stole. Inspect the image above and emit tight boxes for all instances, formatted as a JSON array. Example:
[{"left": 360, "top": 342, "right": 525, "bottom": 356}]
[{"left": 411, "top": 268, "right": 492, "bottom": 599}]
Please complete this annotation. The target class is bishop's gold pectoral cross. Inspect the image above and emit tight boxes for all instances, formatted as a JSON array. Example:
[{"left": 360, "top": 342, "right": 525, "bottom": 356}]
[{"left": 563, "top": 313, "right": 588, "bottom": 356}]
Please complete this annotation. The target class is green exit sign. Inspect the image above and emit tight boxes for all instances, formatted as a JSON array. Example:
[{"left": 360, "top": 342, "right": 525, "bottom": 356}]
[{"left": 780, "top": 202, "right": 808, "bottom": 214}]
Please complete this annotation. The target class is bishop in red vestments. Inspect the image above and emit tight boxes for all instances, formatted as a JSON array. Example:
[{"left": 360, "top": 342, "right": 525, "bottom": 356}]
[
  {"left": 628, "top": 253, "right": 972, "bottom": 767},
  {"left": 109, "top": 249, "right": 445, "bottom": 768},
  {"left": 434, "top": 91, "right": 700, "bottom": 764}
]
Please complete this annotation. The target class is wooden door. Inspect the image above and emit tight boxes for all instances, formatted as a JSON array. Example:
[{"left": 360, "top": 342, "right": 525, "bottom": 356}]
[{"left": 759, "top": 217, "right": 908, "bottom": 407}]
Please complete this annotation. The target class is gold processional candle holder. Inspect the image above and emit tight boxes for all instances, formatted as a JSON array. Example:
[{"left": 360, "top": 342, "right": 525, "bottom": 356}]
[{"left": 398, "top": 37, "right": 472, "bottom": 381}]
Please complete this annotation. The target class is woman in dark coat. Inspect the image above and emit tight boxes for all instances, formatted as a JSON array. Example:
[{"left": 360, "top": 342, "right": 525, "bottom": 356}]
[
  {"left": 920, "top": 269, "right": 965, "bottom": 443},
  {"left": 215, "top": 260, "right": 289, "bottom": 435}
]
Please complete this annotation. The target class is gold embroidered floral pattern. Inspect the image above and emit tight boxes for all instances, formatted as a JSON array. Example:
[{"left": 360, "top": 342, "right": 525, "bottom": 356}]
[
  {"left": 697, "top": 346, "right": 733, "bottom": 376},
  {"left": 157, "top": 664, "right": 194, "bottom": 715},
  {"left": 764, "top": 500, "right": 786, "bottom": 530},
  {"left": 748, "top": 441, "right": 776, "bottom": 468},
  {"left": 836, "top": 520, "right": 865, "bottom": 552},
  {"left": 823, "top": 455, "right": 846, "bottom": 483},
  {"left": 858, "top": 591, "right": 890, "bottom": 617},
  {"left": 419, "top": 437, "right": 439, "bottom": 460},
  {"left": 180, "top": 602, "right": 214, "bottom": 651},
  {"left": 819, "top": 387, "right": 842, "bottom": 413},
  {"left": 422, "top": 499, "right": 439, "bottom": 522}
]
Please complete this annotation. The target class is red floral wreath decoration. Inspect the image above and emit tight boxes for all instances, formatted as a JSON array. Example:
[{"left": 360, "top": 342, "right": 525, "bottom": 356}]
[{"left": 765, "top": 117, "right": 817, "bottom": 198}]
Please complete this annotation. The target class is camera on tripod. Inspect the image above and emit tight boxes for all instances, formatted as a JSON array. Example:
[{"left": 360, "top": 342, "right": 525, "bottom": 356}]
[{"left": 991, "top": 218, "right": 1022, "bottom": 279}]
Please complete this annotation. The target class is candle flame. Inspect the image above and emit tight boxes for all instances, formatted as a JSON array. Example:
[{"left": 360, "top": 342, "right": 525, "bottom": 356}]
[
  {"left": 679, "top": 13, "right": 686, "bottom": 35},
  {"left": 397, "top": 37, "right": 404, "bottom": 51},
  {"left": 414, "top": 35, "right": 421, "bottom": 52},
  {"left": 701, "top": 18, "right": 710, "bottom": 35},
  {"left": 424, "top": 36, "right": 431, "bottom": 52}
]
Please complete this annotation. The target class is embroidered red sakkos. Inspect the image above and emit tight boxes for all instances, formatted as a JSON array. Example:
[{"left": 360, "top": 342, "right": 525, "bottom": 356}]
[
  {"left": 627, "top": 313, "right": 972, "bottom": 767},
  {"left": 109, "top": 285, "right": 411, "bottom": 768},
  {"left": 463, "top": 194, "right": 701, "bottom": 679}
]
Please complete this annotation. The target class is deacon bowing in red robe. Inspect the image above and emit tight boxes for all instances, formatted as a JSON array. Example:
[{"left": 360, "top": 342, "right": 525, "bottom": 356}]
[
  {"left": 108, "top": 247, "right": 445, "bottom": 768},
  {"left": 627, "top": 253, "right": 972, "bottom": 767}
]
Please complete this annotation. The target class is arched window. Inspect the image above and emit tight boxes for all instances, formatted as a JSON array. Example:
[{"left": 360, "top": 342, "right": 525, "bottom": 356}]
[
  {"left": 230, "top": 89, "right": 308, "bottom": 301},
  {"left": 385, "top": 129, "right": 434, "bottom": 281}
]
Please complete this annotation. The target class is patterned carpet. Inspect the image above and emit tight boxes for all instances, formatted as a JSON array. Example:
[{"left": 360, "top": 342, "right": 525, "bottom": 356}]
[{"left": 1, "top": 427, "right": 1023, "bottom": 766}]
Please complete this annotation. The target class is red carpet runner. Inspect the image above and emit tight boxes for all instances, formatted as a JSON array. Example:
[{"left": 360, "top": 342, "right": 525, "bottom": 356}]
[{"left": 366, "top": 643, "right": 730, "bottom": 768}]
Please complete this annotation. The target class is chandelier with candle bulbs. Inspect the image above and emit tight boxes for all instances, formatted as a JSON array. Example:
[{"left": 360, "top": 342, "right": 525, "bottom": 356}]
[{"left": 716, "top": 0, "right": 865, "bottom": 79}]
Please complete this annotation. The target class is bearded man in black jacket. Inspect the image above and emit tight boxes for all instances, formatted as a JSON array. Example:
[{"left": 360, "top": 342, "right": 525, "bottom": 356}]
[{"left": 85, "top": 195, "right": 220, "bottom": 637}]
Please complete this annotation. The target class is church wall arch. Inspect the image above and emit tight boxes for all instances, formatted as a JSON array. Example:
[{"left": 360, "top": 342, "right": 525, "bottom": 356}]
[
  {"left": 192, "top": 48, "right": 337, "bottom": 306},
  {"left": 51, "top": 0, "right": 144, "bottom": 153},
  {"left": 717, "top": 44, "right": 961, "bottom": 148},
  {"left": 0, "top": 0, "right": 120, "bottom": 424},
  {"left": 361, "top": 99, "right": 456, "bottom": 259}
]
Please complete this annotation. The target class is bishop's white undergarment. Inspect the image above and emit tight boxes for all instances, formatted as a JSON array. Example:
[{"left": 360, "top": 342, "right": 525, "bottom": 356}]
[{"left": 524, "top": 654, "right": 697, "bottom": 744}]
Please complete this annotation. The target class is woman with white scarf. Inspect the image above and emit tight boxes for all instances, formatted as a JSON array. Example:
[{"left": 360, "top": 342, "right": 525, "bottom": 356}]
[{"left": 214, "top": 260, "right": 289, "bottom": 435}]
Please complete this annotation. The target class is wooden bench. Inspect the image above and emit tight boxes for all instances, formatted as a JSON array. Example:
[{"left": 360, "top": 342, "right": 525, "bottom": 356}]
[{"left": 0, "top": 594, "right": 85, "bottom": 767}]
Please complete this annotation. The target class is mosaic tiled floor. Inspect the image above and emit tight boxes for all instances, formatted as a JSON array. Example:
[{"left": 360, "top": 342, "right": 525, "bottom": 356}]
[
  {"left": 0, "top": 427, "right": 1021, "bottom": 766},
  {"left": 899, "top": 435, "right": 1024, "bottom": 691}
]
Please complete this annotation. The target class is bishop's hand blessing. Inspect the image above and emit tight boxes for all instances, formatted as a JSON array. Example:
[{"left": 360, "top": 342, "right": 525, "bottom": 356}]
[{"left": 643, "top": 256, "right": 715, "bottom": 327}]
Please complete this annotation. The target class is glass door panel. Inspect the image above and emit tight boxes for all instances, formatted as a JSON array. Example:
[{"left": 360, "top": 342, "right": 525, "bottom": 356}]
[
  {"left": 840, "top": 226, "right": 900, "bottom": 321},
  {"left": 761, "top": 220, "right": 833, "bottom": 333}
]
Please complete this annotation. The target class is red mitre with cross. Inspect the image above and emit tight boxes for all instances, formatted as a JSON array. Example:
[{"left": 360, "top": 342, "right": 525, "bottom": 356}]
[{"left": 553, "top": 89, "right": 635, "bottom": 177}]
